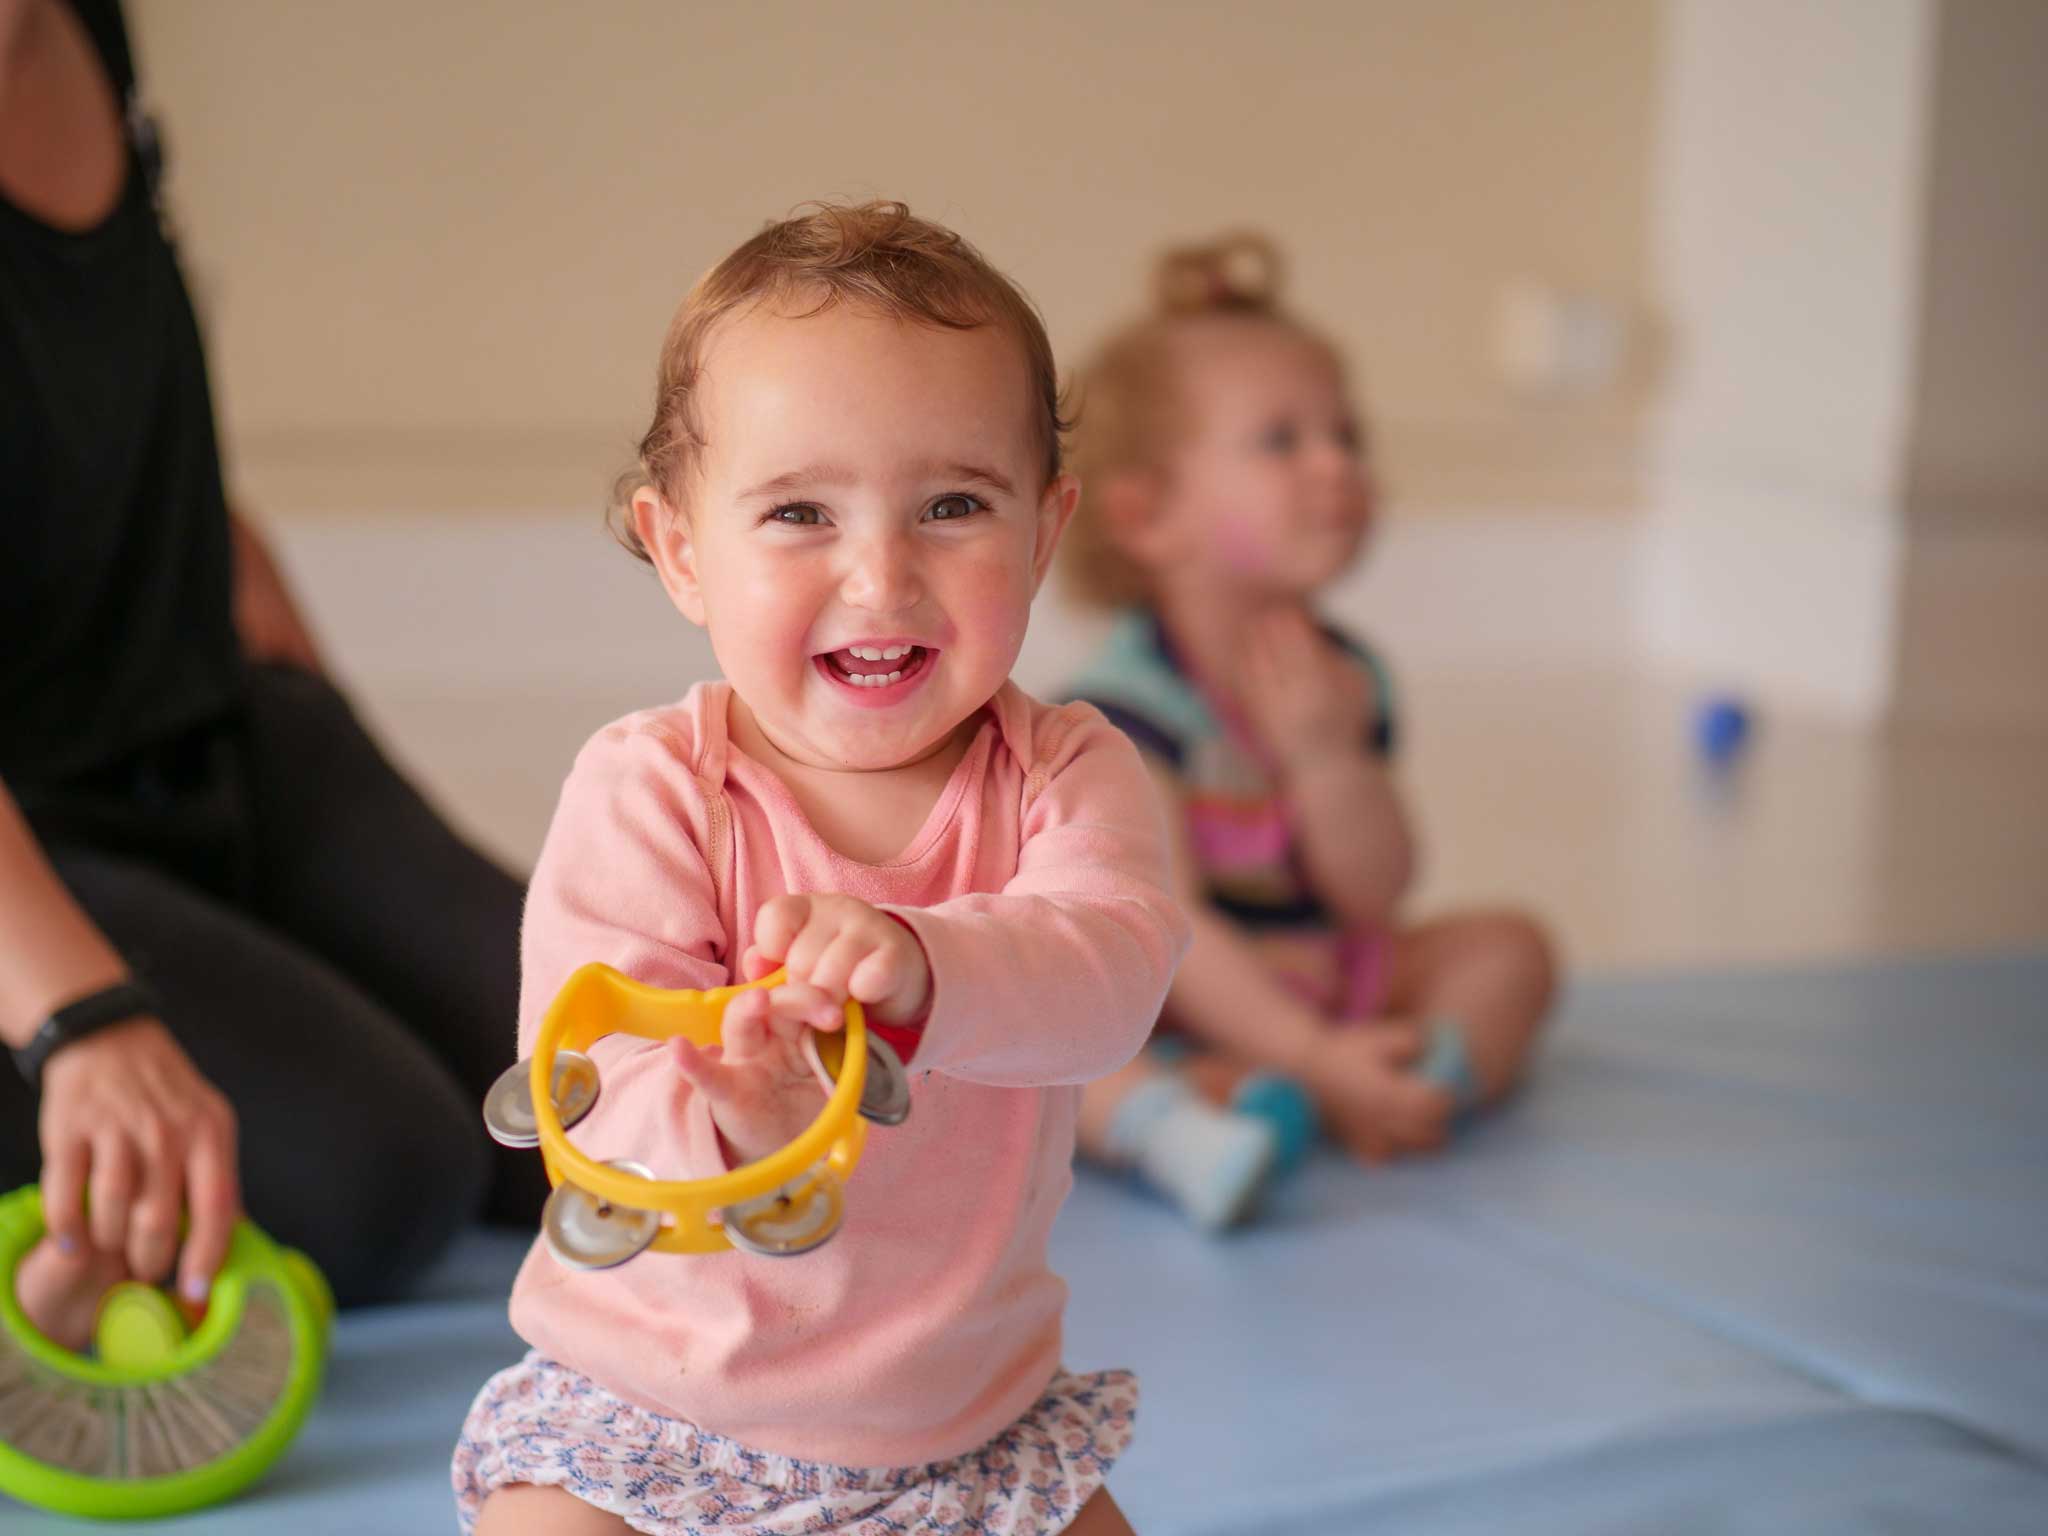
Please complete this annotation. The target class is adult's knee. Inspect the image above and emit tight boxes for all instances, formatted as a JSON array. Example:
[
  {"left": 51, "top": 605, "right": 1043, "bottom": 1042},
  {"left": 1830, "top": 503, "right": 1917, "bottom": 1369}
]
[{"left": 267, "top": 1075, "right": 489, "bottom": 1308}]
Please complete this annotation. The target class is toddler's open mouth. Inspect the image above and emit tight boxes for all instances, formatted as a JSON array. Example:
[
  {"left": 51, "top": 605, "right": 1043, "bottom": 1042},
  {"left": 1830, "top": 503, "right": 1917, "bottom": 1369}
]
[{"left": 815, "top": 643, "right": 934, "bottom": 700}]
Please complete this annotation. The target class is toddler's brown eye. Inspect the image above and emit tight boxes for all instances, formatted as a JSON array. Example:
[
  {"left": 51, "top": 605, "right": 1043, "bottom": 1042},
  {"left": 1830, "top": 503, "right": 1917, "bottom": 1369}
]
[
  {"left": 929, "top": 495, "right": 979, "bottom": 520},
  {"left": 1259, "top": 423, "right": 1299, "bottom": 455}
]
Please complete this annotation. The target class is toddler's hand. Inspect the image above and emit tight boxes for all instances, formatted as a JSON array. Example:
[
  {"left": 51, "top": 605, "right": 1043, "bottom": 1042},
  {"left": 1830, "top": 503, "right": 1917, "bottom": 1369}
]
[
  {"left": 1306, "top": 1022, "right": 1453, "bottom": 1165},
  {"left": 1238, "top": 607, "right": 1372, "bottom": 772},
  {"left": 743, "top": 893, "right": 932, "bottom": 1027},
  {"left": 668, "top": 985, "right": 837, "bottom": 1167}
]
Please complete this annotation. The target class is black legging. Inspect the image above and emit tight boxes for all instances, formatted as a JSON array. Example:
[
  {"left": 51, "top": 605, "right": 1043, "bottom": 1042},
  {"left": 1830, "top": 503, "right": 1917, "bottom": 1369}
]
[{"left": 0, "top": 664, "right": 547, "bottom": 1305}]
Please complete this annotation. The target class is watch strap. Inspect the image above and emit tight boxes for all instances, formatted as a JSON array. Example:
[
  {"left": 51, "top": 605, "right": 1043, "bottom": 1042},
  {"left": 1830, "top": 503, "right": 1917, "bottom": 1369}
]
[{"left": 11, "top": 980, "right": 161, "bottom": 1091}]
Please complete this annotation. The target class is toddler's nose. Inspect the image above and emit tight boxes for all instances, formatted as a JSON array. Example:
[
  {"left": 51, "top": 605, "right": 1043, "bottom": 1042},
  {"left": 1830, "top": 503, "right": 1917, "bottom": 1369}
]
[{"left": 840, "top": 531, "right": 923, "bottom": 612}]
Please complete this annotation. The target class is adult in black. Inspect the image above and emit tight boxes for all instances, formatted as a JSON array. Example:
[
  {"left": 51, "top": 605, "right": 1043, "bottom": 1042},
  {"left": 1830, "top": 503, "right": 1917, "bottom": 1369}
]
[{"left": 0, "top": 0, "right": 543, "bottom": 1341}]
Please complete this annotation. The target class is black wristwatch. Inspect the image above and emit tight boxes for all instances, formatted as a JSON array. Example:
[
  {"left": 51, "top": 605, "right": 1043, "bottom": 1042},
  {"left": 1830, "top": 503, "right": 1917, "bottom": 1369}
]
[{"left": 10, "top": 980, "right": 162, "bottom": 1091}]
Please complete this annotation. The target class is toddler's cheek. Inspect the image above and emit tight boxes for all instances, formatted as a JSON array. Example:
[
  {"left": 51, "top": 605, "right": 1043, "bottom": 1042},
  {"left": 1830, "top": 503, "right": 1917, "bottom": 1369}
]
[{"left": 1215, "top": 514, "right": 1277, "bottom": 578}]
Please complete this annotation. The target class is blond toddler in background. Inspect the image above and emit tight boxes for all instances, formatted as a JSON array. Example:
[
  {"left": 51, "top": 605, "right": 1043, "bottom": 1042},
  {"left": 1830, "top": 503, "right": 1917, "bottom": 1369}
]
[{"left": 1061, "top": 236, "right": 1555, "bottom": 1229}]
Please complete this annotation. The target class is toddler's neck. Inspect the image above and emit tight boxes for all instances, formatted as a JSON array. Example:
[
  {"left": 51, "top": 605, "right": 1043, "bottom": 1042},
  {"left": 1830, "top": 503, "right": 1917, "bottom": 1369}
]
[{"left": 725, "top": 688, "right": 983, "bottom": 865}]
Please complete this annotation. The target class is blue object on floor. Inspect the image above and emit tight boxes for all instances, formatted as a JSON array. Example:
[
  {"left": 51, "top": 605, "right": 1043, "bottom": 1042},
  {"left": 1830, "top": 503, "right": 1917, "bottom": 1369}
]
[
  {"left": 1695, "top": 693, "right": 1753, "bottom": 765},
  {"left": 14, "top": 952, "right": 2044, "bottom": 1533}
]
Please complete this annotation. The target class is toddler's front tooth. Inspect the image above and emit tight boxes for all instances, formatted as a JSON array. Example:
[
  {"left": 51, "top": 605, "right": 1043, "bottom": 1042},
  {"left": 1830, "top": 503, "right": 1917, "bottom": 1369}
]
[
  {"left": 882, "top": 670, "right": 902, "bottom": 684},
  {"left": 882, "top": 645, "right": 910, "bottom": 661}
]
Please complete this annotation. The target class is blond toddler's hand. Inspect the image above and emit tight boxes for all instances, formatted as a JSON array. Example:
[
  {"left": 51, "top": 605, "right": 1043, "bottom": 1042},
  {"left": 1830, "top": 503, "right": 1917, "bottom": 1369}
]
[
  {"left": 1238, "top": 607, "right": 1372, "bottom": 772},
  {"left": 742, "top": 893, "right": 932, "bottom": 1027},
  {"left": 1306, "top": 1024, "right": 1453, "bottom": 1165}
]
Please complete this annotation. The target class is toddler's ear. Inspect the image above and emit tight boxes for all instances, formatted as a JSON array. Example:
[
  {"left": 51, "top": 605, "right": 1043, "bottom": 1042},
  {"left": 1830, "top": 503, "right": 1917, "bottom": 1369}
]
[
  {"left": 1030, "top": 473, "right": 1082, "bottom": 593},
  {"left": 634, "top": 489, "right": 707, "bottom": 626},
  {"left": 1098, "top": 469, "right": 1174, "bottom": 567}
]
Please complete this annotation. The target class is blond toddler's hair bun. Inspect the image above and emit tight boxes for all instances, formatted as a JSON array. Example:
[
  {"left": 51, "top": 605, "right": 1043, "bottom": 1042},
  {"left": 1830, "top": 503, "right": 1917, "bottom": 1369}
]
[{"left": 1154, "top": 232, "right": 1283, "bottom": 316}]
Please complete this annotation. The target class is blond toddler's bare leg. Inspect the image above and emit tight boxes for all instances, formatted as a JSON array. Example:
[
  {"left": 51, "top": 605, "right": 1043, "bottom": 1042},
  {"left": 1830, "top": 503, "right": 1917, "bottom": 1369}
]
[
  {"left": 1384, "top": 909, "right": 1556, "bottom": 1101},
  {"left": 473, "top": 1482, "right": 632, "bottom": 1534}
]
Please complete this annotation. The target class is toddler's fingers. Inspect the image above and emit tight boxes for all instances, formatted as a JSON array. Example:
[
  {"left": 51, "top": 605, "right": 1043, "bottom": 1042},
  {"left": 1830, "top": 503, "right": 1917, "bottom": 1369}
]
[
  {"left": 1341, "top": 1122, "right": 1391, "bottom": 1167},
  {"left": 749, "top": 895, "right": 813, "bottom": 966},
  {"left": 1366, "top": 1022, "right": 1426, "bottom": 1069},
  {"left": 780, "top": 912, "right": 840, "bottom": 989},
  {"left": 1270, "top": 605, "right": 1319, "bottom": 651},
  {"left": 667, "top": 1036, "right": 720, "bottom": 1083},
  {"left": 1241, "top": 628, "right": 1283, "bottom": 688},
  {"left": 846, "top": 945, "right": 909, "bottom": 1008},
  {"left": 768, "top": 981, "right": 841, "bottom": 1035},
  {"left": 1247, "top": 611, "right": 1289, "bottom": 670},
  {"left": 719, "top": 993, "right": 772, "bottom": 1062},
  {"left": 803, "top": 932, "right": 872, "bottom": 1003},
  {"left": 1387, "top": 1082, "right": 1452, "bottom": 1153},
  {"left": 739, "top": 945, "right": 779, "bottom": 982}
]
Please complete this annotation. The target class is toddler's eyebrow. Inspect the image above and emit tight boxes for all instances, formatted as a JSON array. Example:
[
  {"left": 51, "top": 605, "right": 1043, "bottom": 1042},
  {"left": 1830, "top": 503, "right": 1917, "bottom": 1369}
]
[
  {"left": 737, "top": 458, "right": 1017, "bottom": 504},
  {"left": 921, "top": 460, "right": 1017, "bottom": 498},
  {"left": 739, "top": 463, "right": 858, "bottom": 502}
]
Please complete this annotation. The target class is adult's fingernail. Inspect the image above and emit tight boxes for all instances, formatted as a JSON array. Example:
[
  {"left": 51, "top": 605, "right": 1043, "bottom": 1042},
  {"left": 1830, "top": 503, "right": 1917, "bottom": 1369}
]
[{"left": 182, "top": 1274, "right": 210, "bottom": 1303}]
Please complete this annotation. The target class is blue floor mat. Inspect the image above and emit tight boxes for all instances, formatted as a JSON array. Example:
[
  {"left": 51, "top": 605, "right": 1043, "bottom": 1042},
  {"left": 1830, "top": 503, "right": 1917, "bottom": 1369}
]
[{"left": 10, "top": 952, "right": 2046, "bottom": 1533}]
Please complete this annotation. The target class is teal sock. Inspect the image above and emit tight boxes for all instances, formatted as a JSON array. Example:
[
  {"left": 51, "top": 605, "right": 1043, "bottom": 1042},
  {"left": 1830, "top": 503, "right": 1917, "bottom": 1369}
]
[{"left": 1229, "top": 1073, "right": 1318, "bottom": 1176}]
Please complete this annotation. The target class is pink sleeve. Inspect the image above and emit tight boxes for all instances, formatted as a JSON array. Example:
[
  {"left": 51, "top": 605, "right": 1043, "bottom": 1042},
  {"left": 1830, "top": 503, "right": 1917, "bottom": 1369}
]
[
  {"left": 517, "top": 722, "right": 732, "bottom": 1178},
  {"left": 882, "top": 706, "right": 1190, "bottom": 1087}
]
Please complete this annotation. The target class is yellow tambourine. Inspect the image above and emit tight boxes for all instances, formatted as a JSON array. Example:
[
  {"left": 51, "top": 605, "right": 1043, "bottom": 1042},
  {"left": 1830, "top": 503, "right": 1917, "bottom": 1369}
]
[{"left": 482, "top": 963, "right": 910, "bottom": 1266}]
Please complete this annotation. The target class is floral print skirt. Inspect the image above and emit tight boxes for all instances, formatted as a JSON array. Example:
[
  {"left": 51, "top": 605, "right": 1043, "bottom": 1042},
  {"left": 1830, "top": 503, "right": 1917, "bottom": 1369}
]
[{"left": 452, "top": 1351, "right": 1138, "bottom": 1535}]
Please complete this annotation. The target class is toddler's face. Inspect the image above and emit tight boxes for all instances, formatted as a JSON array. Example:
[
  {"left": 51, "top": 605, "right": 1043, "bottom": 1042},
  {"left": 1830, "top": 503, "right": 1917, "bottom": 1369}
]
[
  {"left": 1158, "top": 321, "right": 1373, "bottom": 596},
  {"left": 640, "top": 302, "right": 1074, "bottom": 774}
]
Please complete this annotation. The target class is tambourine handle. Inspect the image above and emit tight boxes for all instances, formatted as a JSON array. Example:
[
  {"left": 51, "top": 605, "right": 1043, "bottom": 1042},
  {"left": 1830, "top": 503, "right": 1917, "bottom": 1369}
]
[{"left": 527, "top": 963, "right": 870, "bottom": 1255}]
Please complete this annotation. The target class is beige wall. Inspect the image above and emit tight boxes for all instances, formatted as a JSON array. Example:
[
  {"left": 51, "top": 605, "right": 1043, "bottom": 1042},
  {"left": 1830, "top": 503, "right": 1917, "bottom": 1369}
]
[{"left": 127, "top": 0, "right": 1658, "bottom": 518}]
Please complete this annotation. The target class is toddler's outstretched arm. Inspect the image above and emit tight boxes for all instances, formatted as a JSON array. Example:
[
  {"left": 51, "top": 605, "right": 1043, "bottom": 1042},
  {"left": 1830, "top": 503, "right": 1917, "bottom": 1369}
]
[{"left": 877, "top": 708, "right": 1190, "bottom": 1088}]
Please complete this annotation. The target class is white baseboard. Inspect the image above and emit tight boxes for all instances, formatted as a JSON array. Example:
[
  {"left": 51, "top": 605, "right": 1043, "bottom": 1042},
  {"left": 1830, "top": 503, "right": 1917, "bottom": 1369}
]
[{"left": 1636, "top": 484, "right": 1905, "bottom": 722}]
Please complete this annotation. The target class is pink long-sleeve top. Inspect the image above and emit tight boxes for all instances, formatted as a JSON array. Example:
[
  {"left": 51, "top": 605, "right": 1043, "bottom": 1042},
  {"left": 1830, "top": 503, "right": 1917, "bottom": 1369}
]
[{"left": 504, "top": 680, "right": 1188, "bottom": 1468}]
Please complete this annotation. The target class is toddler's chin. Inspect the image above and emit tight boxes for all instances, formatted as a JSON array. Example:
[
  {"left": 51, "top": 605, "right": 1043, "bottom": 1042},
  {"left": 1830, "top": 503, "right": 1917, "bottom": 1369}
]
[
  {"left": 1295, "top": 530, "right": 1367, "bottom": 593},
  {"left": 812, "top": 716, "right": 959, "bottom": 774}
]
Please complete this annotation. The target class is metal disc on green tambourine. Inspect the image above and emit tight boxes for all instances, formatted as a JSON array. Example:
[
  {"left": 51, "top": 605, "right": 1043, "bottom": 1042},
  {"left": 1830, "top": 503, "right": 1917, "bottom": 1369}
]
[{"left": 0, "top": 1184, "right": 330, "bottom": 1519}]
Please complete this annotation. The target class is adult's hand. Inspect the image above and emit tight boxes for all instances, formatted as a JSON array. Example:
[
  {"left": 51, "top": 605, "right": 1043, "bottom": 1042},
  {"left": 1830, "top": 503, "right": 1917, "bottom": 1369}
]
[{"left": 38, "top": 1017, "right": 240, "bottom": 1303}]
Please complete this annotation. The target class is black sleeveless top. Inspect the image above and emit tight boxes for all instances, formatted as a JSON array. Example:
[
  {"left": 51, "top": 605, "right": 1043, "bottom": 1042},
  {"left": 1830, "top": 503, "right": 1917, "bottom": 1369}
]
[{"left": 0, "top": 0, "right": 241, "bottom": 790}]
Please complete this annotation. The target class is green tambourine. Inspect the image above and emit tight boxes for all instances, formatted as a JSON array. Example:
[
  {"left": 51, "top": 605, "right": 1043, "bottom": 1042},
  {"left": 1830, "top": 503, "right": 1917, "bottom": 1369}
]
[{"left": 0, "top": 1184, "right": 331, "bottom": 1519}]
